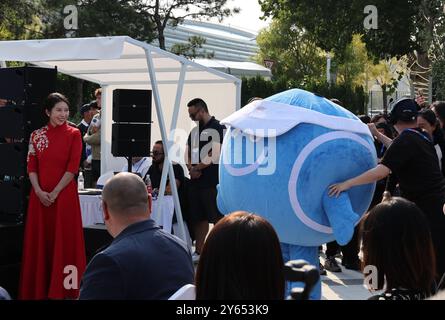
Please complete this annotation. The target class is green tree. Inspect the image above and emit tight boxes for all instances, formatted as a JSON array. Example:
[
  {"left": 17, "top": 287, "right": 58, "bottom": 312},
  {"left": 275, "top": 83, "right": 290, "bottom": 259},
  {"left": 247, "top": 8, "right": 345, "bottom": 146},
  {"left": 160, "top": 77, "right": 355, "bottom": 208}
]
[
  {"left": 40, "top": 0, "right": 156, "bottom": 41},
  {"left": 432, "top": 60, "right": 445, "bottom": 100},
  {"left": 140, "top": 0, "right": 239, "bottom": 50},
  {"left": 255, "top": 18, "right": 326, "bottom": 88},
  {"left": 336, "top": 35, "right": 369, "bottom": 87},
  {"left": 259, "top": 0, "right": 422, "bottom": 60},
  {"left": 171, "top": 36, "right": 214, "bottom": 59},
  {"left": 370, "top": 57, "right": 408, "bottom": 113},
  {"left": 34, "top": 0, "right": 158, "bottom": 112},
  {"left": 0, "top": 0, "right": 42, "bottom": 39},
  {"left": 241, "top": 75, "right": 287, "bottom": 106}
]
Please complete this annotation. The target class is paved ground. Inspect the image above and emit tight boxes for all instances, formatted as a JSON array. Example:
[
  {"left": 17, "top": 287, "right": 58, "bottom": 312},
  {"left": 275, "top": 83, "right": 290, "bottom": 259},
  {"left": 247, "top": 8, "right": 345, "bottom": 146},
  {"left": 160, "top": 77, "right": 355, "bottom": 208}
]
[
  {"left": 188, "top": 225, "right": 378, "bottom": 300},
  {"left": 319, "top": 255, "right": 376, "bottom": 300}
]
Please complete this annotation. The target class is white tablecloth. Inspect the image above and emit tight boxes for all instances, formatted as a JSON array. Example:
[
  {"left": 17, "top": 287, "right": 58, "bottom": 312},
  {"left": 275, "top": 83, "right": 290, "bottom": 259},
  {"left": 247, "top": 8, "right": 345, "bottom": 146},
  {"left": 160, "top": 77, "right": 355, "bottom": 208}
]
[
  {"left": 79, "top": 194, "right": 175, "bottom": 234},
  {"left": 79, "top": 195, "right": 103, "bottom": 227}
]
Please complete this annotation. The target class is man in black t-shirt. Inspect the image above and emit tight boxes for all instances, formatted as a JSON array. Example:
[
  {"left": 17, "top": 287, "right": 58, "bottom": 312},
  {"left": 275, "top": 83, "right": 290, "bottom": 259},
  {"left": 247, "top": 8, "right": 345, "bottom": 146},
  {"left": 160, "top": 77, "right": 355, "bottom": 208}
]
[
  {"left": 146, "top": 140, "right": 187, "bottom": 233},
  {"left": 146, "top": 140, "right": 184, "bottom": 192},
  {"left": 185, "top": 98, "right": 225, "bottom": 260},
  {"left": 329, "top": 97, "right": 445, "bottom": 284}
]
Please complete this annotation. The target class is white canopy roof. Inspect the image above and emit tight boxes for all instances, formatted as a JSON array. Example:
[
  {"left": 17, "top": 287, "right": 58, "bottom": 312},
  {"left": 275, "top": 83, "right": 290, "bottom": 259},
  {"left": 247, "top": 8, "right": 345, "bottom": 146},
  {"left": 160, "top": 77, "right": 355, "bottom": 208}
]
[
  {"left": 0, "top": 36, "right": 239, "bottom": 86},
  {"left": 194, "top": 58, "right": 272, "bottom": 78},
  {"left": 0, "top": 36, "right": 241, "bottom": 244}
]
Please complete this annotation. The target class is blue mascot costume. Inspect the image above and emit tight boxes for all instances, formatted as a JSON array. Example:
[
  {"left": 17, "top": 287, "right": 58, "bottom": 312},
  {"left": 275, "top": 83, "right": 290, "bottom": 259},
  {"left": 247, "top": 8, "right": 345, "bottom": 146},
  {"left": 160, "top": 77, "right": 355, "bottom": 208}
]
[{"left": 217, "top": 89, "right": 377, "bottom": 299}]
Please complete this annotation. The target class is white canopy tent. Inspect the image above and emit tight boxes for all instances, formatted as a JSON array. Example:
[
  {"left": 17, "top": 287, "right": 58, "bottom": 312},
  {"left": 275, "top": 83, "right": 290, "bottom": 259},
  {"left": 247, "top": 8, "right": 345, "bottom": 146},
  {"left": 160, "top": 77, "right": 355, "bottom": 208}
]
[{"left": 0, "top": 36, "right": 241, "bottom": 244}]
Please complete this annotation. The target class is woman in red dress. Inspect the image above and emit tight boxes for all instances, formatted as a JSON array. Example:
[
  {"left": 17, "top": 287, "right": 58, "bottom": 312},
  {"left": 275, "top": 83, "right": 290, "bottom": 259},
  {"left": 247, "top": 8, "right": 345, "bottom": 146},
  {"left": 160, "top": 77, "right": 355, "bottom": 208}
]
[{"left": 19, "top": 93, "right": 86, "bottom": 299}]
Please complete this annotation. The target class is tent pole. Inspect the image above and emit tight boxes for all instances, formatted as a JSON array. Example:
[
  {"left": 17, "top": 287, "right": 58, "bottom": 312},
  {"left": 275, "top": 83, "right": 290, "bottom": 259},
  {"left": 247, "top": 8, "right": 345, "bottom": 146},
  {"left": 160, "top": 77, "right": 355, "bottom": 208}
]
[
  {"left": 158, "top": 63, "right": 185, "bottom": 203},
  {"left": 157, "top": 62, "right": 188, "bottom": 246},
  {"left": 235, "top": 80, "right": 242, "bottom": 110},
  {"left": 144, "top": 48, "right": 187, "bottom": 244},
  {"left": 100, "top": 85, "right": 109, "bottom": 176}
]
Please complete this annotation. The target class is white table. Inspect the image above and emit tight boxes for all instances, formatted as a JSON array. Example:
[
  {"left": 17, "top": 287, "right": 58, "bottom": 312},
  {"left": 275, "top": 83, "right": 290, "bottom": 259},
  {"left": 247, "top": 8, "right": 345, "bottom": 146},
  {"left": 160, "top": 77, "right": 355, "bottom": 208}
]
[
  {"left": 79, "top": 194, "right": 103, "bottom": 227},
  {"left": 79, "top": 194, "right": 175, "bottom": 234}
]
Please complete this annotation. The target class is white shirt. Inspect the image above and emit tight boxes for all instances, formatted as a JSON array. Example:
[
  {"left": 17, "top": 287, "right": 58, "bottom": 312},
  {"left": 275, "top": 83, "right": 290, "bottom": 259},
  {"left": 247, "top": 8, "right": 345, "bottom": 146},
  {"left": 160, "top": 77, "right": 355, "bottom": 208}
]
[
  {"left": 121, "top": 157, "right": 151, "bottom": 178},
  {"left": 80, "top": 119, "right": 89, "bottom": 127}
]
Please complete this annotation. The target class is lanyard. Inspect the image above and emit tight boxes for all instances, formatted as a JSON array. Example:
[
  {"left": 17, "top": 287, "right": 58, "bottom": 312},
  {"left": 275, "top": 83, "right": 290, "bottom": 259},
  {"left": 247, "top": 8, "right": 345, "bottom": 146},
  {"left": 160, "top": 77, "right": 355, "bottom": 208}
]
[
  {"left": 380, "top": 143, "right": 386, "bottom": 156},
  {"left": 402, "top": 128, "right": 432, "bottom": 143}
]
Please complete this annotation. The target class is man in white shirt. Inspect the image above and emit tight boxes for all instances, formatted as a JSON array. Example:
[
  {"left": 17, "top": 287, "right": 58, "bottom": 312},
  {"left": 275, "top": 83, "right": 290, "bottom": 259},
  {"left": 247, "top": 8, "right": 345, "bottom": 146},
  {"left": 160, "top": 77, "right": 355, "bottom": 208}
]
[{"left": 121, "top": 157, "right": 151, "bottom": 178}]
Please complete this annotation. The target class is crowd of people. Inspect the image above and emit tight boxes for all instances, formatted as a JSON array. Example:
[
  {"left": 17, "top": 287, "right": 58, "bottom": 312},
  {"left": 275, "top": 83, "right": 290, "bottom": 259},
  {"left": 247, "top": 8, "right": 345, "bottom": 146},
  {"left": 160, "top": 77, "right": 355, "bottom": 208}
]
[{"left": 2, "top": 90, "right": 445, "bottom": 301}]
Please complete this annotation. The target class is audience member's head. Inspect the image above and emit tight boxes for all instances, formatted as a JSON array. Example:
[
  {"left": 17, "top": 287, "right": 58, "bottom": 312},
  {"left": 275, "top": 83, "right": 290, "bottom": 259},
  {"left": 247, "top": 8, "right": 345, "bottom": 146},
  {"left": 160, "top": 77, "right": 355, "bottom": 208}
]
[
  {"left": 431, "top": 101, "right": 445, "bottom": 129},
  {"left": 80, "top": 103, "right": 92, "bottom": 122},
  {"left": 361, "top": 197, "right": 436, "bottom": 295},
  {"left": 330, "top": 98, "right": 343, "bottom": 107},
  {"left": 94, "top": 88, "right": 102, "bottom": 108},
  {"left": 371, "top": 113, "right": 387, "bottom": 125},
  {"left": 89, "top": 101, "right": 100, "bottom": 114},
  {"left": 247, "top": 97, "right": 263, "bottom": 104},
  {"left": 102, "top": 172, "right": 150, "bottom": 237},
  {"left": 358, "top": 114, "right": 371, "bottom": 124},
  {"left": 195, "top": 211, "right": 285, "bottom": 300},
  {"left": 376, "top": 122, "right": 394, "bottom": 139},
  {"left": 187, "top": 98, "right": 209, "bottom": 122},
  {"left": 418, "top": 109, "right": 439, "bottom": 138},
  {"left": 152, "top": 140, "right": 165, "bottom": 165},
  {"left": 388, "top": 97, "right": 418, "bottom": 131}
]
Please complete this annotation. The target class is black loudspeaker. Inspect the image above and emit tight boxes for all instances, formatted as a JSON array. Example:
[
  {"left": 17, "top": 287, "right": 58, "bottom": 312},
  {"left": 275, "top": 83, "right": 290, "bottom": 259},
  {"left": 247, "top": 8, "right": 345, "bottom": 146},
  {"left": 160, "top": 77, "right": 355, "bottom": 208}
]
[
  {"left": 0, "top": 104, "right": 45, "bottom": 139},
  {"left": 0, "top": 143, "right": 27, "bottom": 176},
  {"left": 112, "top": 123, "right": 151, "bottom": 157},
  {"left": 0, "top": 66, "right": 57, "bottom": 106},
  {"left": 0, "top": 180, "right": 28, "bottom": 216},
  {"left": 0, "top": 67, "right": 56, "bottom": 224},
  {"left": 113, "top": 89, "right": 152, "bottom": 123},
  {"left": 0, "top": 224, "right": 24, "bottom": 299}
]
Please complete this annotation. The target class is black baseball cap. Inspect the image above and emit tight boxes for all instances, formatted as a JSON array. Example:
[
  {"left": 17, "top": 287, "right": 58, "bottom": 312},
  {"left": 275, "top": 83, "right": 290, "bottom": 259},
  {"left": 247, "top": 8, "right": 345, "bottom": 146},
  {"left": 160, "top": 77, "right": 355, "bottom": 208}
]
[
  {"left": 79, "top": 103, "right": 91, "bottom": 115},
  {"left": 89, "top": 100, "right": 100, "bottom": 110},
  {"left": 388, "top": 97, "right": 419, "bottom": 125}
]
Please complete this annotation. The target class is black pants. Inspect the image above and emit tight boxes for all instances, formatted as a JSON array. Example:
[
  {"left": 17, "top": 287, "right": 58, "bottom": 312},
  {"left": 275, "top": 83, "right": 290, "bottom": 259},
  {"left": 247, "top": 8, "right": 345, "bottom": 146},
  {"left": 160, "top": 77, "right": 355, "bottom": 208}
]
[
  {"left": 188, "top": 185, "right": 223, "bottom": 224},
  {"left": 415, "top": 196, "right": 445, "bottom": 285},
  {"left": 325, "top": 226, "right": 360, "bottom": 263},
  {"left": 91, "top": 160, "right": 101, "bottom": 186}
]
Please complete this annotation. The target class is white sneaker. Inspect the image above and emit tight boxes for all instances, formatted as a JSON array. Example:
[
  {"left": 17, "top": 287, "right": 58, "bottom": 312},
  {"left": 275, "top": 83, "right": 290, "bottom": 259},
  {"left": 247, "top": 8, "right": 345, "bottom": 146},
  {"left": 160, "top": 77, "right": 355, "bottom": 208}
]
[{"left": 192, "top": 252, "right": 200, "bottom": 264}]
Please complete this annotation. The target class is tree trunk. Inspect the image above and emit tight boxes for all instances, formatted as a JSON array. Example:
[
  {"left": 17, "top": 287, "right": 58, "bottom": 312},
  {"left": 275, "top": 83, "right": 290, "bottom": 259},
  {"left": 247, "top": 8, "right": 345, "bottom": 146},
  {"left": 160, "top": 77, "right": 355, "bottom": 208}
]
[{"left": 158, "top": 27, "right": 165, "bottom": 50}]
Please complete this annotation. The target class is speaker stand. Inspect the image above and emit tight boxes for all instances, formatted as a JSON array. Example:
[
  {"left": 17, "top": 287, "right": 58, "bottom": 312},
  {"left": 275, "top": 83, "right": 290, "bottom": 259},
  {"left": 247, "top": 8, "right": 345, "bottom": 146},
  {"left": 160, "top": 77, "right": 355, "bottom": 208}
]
[{"left": 127, "top": 156, "right": 132, "bottom": 173}]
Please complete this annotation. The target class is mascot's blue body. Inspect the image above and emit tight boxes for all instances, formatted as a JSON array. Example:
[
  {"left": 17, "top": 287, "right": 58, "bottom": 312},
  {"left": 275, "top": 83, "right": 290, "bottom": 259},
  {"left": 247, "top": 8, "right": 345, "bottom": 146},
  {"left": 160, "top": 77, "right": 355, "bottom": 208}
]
[{"left": 217, "top": 89, "right": 377, "bottom": 299}]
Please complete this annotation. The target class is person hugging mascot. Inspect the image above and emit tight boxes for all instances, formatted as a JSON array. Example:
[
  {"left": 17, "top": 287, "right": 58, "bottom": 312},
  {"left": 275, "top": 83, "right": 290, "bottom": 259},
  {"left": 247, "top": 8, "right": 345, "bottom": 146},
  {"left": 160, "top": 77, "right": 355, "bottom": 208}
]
[{"left": 217, "top": 88, "right": 377, "bottom": 299}]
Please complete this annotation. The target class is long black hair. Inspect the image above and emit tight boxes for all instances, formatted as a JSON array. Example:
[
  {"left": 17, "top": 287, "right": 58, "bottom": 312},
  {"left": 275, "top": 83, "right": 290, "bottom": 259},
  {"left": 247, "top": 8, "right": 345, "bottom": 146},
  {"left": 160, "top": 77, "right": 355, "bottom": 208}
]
[{"left": 195, "top": 211, "right": 285, "bottom": 300}]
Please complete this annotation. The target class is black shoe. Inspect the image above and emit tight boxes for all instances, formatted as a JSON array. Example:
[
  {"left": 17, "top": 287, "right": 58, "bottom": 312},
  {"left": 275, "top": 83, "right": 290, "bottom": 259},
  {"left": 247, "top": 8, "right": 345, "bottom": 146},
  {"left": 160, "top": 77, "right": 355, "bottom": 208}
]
[
  {"left": 319, "top": 262, "right": 327, "bottom": 275},
  {"left": 343, "top": 259, "right": 361, "bottom": 271},
  {"left": 324, "top": 257, "right": 342, "bottom": 272}
]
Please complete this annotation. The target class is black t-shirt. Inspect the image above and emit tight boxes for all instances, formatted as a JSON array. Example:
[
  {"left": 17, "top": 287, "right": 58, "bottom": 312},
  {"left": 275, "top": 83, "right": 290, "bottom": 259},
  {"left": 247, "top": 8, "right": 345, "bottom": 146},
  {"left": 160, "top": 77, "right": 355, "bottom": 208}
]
[
  {"left": 187, "top": 116, "right": 225, "bottom": 189},
  {"left": 77, "top": 121, "right": 89, "bottom": 166},
  {"left": 381, "top": 128, "right": 445, "bottom": 203},
  {"left": 147, "top": 162, "right": 185, "bottom": 189}
]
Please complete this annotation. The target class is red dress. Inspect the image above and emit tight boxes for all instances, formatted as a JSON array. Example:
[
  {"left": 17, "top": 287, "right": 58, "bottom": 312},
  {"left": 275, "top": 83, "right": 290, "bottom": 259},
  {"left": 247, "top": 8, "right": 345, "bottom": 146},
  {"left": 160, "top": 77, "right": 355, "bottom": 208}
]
[{"left": 19, "top": 122, "right": 86, "bottom": 299}]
